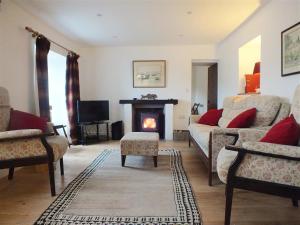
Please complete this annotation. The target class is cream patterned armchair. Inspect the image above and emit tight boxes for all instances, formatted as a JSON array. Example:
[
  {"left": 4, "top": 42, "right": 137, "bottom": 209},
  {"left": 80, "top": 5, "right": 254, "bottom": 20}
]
[
  {"left": 216, "top": 85, "right": 300, "bottom": 225},
  {"left": 189, "top": 95, "right": 290, "bottom": 185},
  {"left": 0, "top": 87, "right": 69, "bottom": 196}
]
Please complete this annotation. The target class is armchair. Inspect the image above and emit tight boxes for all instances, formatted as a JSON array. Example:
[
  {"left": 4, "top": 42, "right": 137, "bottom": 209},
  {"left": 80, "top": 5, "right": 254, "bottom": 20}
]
[
  {"left": 216, "top": 85, "right": 300, "bottom": 225},
  {"left": 0, "top": 87, "right": 69, "bottom": 196}
]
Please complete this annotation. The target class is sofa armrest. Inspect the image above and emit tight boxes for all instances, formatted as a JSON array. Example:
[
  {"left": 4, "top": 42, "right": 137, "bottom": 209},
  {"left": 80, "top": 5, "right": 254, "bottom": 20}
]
[
  {"left": 0, "top": 129, "right": 54, "bottom": 142},
  {"left": 242, "top": 141, "right": 300, "bottom": 160},
  {"left": 189, "top": 114, "right": 202, "bottom": 124}
]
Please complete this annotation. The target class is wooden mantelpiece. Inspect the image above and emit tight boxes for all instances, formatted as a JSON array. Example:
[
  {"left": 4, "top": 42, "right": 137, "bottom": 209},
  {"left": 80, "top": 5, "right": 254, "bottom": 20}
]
[{"left": 119, "top": 99, "right": 178, "bottom": 105}]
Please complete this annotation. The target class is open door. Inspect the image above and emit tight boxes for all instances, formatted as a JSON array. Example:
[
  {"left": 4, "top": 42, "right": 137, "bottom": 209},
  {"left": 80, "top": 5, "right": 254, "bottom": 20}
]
[{"left": 207, "top": 63, "right": 218, "bottom": 110}]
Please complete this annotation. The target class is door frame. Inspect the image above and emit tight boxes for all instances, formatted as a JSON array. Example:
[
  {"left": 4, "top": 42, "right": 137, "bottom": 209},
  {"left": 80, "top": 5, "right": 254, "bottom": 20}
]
[{"left": 191, "top": 59, "right": 219, "bottom": 114}]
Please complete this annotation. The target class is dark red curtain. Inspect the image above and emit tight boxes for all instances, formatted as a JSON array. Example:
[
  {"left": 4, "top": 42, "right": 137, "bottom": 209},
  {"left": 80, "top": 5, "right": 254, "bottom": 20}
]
[
  {"left": 36, "top": 35, "right": 51, "bottom": 121},
  {"left": 66, "top": 53, "right": 80, "bottom": 144}
]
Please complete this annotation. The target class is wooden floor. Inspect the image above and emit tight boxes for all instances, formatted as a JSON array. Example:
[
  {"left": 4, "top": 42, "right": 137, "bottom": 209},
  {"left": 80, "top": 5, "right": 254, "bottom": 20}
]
[{"left": 0, "top": 141, "right": 300, "bottom": 225}]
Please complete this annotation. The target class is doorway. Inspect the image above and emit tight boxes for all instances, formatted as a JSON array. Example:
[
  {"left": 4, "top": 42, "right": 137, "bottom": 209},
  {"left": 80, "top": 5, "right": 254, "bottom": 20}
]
[
  {"left": 48, "top": 50, "right": 69, "bottom": 136},
  {"left": 191, "top": 62, "right": 218, "bottom": 114}
]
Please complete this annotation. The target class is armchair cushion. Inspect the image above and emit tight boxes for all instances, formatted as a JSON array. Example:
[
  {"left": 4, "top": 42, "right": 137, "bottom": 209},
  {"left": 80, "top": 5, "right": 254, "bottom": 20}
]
[
  {"left": 46, "top": 135, "right": 69, "bottom": 161},
  {"left": 0, "top": 138, "right": 47, "bottom": 161},
  {"left": 9, "top": 110, "right": 47, "bottom": 132},
  {"left": 217, "top": 142, "right": 300, "bottom": 187}
]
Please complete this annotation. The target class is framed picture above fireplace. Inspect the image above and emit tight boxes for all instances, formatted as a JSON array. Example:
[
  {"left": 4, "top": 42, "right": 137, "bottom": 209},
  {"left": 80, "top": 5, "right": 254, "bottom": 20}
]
[{"left": 133, "top": 60, "right": 166, "bottom": 88}]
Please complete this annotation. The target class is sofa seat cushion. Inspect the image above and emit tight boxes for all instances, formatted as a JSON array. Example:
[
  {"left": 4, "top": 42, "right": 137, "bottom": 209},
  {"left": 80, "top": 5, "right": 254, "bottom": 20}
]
[
  {"left": 188, "top": 123, "right": 217, "bottom": 156},
  {"left": 217, "top": 147, "right": 300, "bottom": 186},
  {"left": 46, "top": 136, "right": 69, "bottom": 161}
]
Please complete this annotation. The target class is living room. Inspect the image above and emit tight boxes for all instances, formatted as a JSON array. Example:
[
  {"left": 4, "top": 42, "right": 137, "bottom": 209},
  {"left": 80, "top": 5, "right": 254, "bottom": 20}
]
[{"left": 0, "top": 0, "right": 300, "bottom": 225}]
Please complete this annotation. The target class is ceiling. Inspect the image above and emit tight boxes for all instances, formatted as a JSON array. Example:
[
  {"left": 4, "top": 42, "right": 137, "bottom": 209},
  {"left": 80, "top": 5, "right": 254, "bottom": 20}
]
[{"left": 13, "top": 0, "right": 264, "bottom": 46}]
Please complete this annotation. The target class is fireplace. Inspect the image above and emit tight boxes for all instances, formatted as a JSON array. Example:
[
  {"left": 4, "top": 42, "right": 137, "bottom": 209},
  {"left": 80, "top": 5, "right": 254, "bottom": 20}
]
[
  {"left": 119, "top": 99, "right": 178, "bottom": 140},
  {"left": 133, "top": 106, "right": 165, "bottom": 139},
  {"left": 141, "top": 112, "right": 159, "bottom": 132}
]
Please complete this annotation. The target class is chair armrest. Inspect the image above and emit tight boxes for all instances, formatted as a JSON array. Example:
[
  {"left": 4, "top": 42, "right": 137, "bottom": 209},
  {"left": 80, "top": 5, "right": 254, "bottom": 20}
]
[
  {"left": 189, "top": 114, "right": 202, "bottom": 124},
  {"left": 0, "top": 129, "right": 54, "bottom": 142},
  {"left": 226, "top": 142, "right": 300, "bottom": 161}
]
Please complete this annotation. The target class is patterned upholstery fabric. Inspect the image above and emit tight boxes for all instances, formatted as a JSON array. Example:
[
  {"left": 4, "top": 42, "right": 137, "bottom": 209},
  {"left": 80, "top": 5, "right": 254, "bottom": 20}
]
[
  {"left": 291, "top": 85, "right": 300, "bottom": 123},
  {"left": 217, "top": 142, "right": 300, "bottom": 187},
  {"left": 217, "top": 85, "right": 300, "bottom": 187},
  {"left": 273, "top": 102, "right": 291, "bottom": 124},
  {"left": 0, "top": 86, "right": 69, "bottom": 162},
  {"left": 0, "top": 134, "right": 68, "bottom": 161},
  {"left": 0, "top": 87, "right": 10, "bottom": 132},
  {"left": 0, "top": 138, "right": 47, "bottom": 161},
  {"left": 188, "top": 124, "right": 217, "bottom": 156},
  {"left": 120, "top": 132, "right": 159, "bottom": 156},
  {"left": 218, "top": 95, "right": 282, "bottom": 128},
  {"left": 211, "top": 128, "right": 238, "bottom": 171},
  {"left": 46, "top": 135, "right": 69, "bottom": 161},
  {"left": 0, "top": 129, "right": 42, "bottom": 139}
]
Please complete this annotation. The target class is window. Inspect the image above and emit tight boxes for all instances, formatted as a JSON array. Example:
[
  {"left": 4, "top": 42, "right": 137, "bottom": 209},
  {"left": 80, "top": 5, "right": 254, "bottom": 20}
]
[{"left": 48, "top": 50, "right": 69, "bottom": 135}]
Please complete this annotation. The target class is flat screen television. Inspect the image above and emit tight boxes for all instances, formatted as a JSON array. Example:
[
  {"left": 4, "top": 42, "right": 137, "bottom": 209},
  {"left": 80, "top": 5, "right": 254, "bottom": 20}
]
[{"left": 77, "top": 100, "right": 109, "bottom": 123}]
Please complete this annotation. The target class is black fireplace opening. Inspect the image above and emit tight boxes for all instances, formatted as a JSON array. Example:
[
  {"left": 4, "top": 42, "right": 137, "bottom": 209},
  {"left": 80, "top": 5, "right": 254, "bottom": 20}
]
[{"left": 133, "top": 106, "right": 165, "bottom": 139}]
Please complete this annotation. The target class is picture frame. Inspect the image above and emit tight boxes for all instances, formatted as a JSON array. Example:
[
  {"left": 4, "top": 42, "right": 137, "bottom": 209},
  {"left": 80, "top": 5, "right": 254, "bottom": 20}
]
[
  {"left": 133, "top": 60, "right": 166, "bottom": 88},
  {"left": 281, "top": 22, "right": 300, "bottom": 77}
]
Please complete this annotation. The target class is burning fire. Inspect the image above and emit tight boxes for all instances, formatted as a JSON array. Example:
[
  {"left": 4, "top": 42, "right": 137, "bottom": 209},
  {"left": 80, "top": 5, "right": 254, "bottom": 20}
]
[{"left": 143, "top": 118, "right": 157, "bottom": 129}]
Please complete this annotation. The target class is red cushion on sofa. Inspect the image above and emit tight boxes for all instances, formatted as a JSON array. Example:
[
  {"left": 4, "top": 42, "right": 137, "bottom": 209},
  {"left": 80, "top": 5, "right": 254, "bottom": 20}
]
[
  {"left": 260, "top": 115, "right": 300, "bottom": 146},
  {"left": 227, "top": 108, "right": 256, "bottom": 128},
  {"left": 198, "top": 109, "right": 223, "bottom": 126},
  {"left": 8, "top": 109, "right": 47, "bottom": 132}
]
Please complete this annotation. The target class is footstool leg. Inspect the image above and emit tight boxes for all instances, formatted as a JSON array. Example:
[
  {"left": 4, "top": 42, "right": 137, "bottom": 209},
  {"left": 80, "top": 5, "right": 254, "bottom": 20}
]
[
  {"left": 121, "top": 155, "right": 126, "bottom": 167},
  {"left": 153, "top": 156, "right": 158, "bottom": 167}
]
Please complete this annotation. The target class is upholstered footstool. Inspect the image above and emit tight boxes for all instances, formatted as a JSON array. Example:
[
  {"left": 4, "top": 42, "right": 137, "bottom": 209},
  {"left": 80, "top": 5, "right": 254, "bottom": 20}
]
[{"left": 120, "top": 132, "right": 159, "bottom": 167}]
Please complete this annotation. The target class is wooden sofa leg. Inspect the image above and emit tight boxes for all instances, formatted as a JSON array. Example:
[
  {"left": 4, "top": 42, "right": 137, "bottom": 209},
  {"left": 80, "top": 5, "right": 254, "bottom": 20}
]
[
  {"left": 60, "top": 158, "right": 64, "bottom": 176},
  {"left": 48, "top": 162, "right": 56, "bottom": 196},
  {"left": 153, "top": 156, "right": 158, "bottom": 167},
  {"left": 8, "top": 167, "right": 14, "bottom": 180},
  {"left": 292, "top": 198, "right": 298, "bottom": 207},
  {"left": 188, "top": 138, "right": 191, "bottom": 147},
  {"left": 121, "top": 155, "right": 126, "bottom": 167},
  {"left": 208, "top": 171, "right": 213, "bottom": 186},
  {"left": 224, "top": 184, "right": 234, "bottom": 225}
]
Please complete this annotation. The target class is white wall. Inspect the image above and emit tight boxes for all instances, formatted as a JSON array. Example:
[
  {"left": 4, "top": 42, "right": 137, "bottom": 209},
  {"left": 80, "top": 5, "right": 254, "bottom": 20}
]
[
  {"left": 217, "top": 0, "right": 300, "bottom": 107},
  {"left": 80, "top": 45, "right": 216, "bottom": 130},
  {"left": 191, "top": 65, "right": 208, "bottom": 114},
  {"left": 0, "top": 0, "right": 83, "bottom": 113}
]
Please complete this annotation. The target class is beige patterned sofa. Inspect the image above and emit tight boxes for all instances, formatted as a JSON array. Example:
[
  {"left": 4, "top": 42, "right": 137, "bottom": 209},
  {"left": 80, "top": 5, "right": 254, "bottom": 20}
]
[
  {"left": 216, "top": 85, "right": 300, "bottom": 225},
  {"left": 188, "top": 94, "right": 290, "bottom": 185},
  {"left": 0, "top": 87, "right": 69, "bottom": 196}
]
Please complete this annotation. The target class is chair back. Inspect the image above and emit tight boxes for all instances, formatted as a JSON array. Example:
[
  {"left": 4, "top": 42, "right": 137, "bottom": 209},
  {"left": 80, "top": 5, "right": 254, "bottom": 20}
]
[
  {"left": 0, "top": 87, "right": 10, "bottom": 131},
  {"left": 291, "top": 84, "right": 300, "bottom": 124}
]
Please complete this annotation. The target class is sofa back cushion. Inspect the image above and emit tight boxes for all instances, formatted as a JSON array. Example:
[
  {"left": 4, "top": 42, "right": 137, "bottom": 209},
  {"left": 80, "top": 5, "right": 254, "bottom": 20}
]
[
  {"left": 0, "top": 87, "right": 10, "bottom": 132},
  {"left": 219, "top": 95, "right": 281, "bottom": 128},
  {"left": 291, "top": 85, "right": 300, "bottom": 124}
]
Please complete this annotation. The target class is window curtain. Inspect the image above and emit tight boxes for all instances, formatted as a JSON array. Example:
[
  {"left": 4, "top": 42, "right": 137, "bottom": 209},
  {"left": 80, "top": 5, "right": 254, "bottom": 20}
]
[
  {"left": 66, "top": 53, "right": 80, "bottom": 144},
  {"left": 36, "top": 35, "right": 51, "bottom": 121}
]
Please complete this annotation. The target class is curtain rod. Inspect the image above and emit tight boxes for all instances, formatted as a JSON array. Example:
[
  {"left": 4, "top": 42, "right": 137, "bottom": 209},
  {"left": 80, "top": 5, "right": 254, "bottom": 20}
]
[{"left": 25, "top": 26, "right": 79, "bottom": 57}]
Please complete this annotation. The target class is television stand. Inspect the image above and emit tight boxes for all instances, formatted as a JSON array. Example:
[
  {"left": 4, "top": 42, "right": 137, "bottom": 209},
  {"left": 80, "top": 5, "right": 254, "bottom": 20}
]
[{"left": 78, "top": 121, "right": 109, "bottom": 145}]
